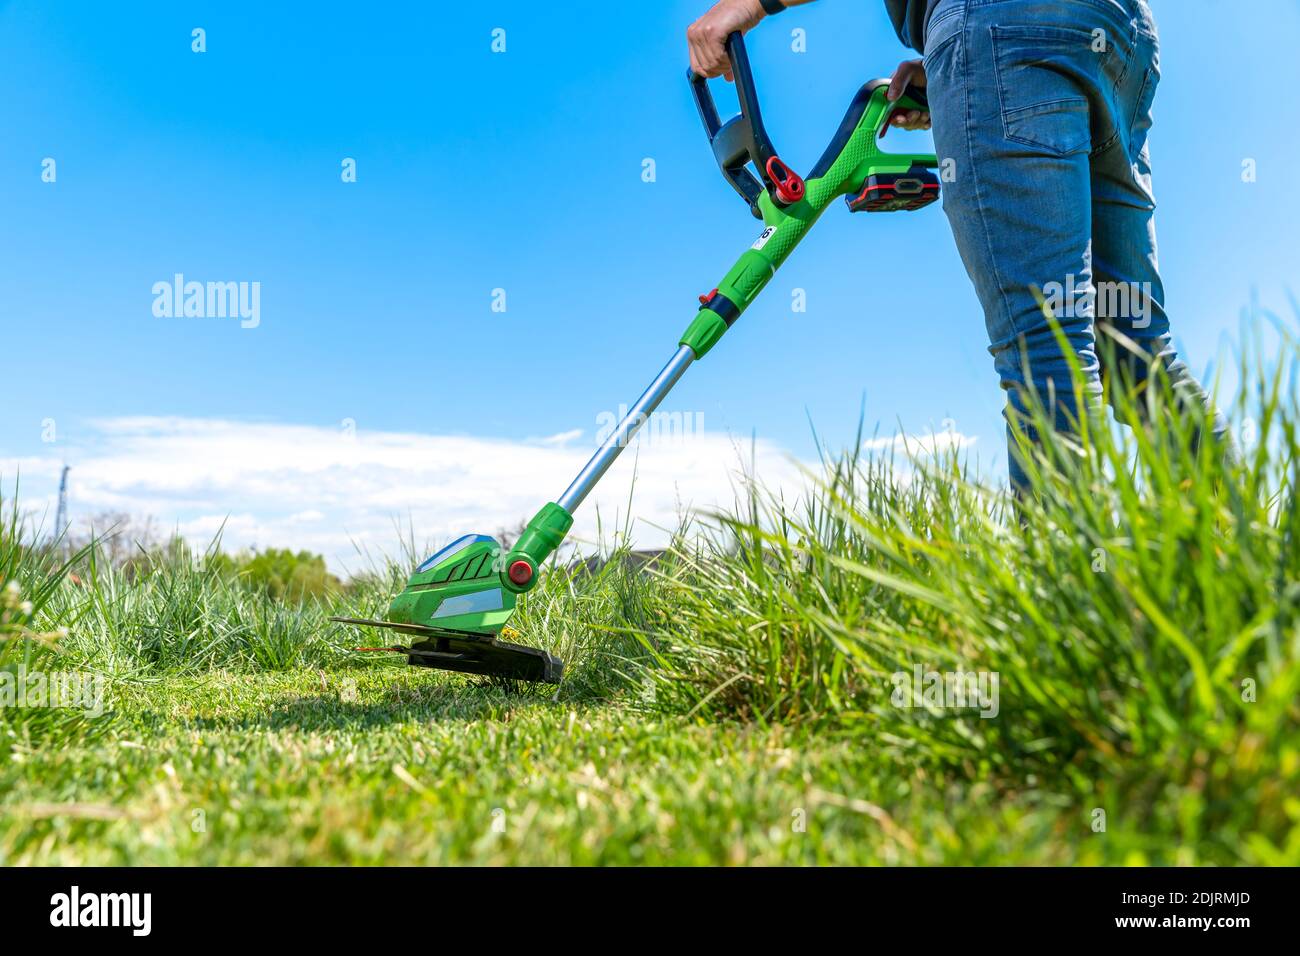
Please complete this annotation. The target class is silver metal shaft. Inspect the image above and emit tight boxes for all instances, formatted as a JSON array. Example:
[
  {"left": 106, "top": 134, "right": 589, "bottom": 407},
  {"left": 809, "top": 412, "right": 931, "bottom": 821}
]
[{"left": 557, "top": 344, "right": 696, "bottom": 513}]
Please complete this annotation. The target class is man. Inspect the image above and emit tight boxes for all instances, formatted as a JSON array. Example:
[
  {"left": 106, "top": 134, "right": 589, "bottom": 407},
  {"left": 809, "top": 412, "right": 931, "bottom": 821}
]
[{"left": 687, "top": 0, "right": 1231, "bottom": 493}]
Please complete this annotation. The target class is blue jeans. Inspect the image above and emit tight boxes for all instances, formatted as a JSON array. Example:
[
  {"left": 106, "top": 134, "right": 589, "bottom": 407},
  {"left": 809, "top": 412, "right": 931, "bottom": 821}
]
[{"left": 922, "top": 0, "right": 1230, "bottom": 491}]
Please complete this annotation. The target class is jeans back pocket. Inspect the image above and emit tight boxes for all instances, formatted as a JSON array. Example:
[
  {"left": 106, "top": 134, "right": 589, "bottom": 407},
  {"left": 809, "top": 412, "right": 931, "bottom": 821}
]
[{"left": 991, "top": 25, "right": 1100, "bottom": 156}]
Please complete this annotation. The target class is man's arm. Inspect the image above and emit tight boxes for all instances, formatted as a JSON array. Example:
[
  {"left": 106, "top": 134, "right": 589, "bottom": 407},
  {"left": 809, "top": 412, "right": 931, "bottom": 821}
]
[{"left": 686, "top": 0, "right": 817, "bottom": 81}]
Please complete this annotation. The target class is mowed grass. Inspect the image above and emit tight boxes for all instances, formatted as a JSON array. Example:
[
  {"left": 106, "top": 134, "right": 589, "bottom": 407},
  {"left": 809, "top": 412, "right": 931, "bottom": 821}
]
[{"left": 3, "top": 666, "right": 1095, "bottom": 866}]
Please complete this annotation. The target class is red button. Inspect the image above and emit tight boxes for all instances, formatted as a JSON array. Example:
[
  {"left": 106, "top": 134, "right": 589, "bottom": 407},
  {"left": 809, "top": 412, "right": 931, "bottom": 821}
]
[
  {"left": 766, "top": 156, "right": 805, "bottom": 205},
  {"left": 508, "top": 560, "right": 533, "bottom": 585}
]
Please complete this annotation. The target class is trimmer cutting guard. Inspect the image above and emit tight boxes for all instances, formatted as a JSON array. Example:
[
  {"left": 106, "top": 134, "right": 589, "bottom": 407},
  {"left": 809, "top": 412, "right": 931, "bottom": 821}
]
[
  {"left": 331, "top": 617, "right": 563, "bottom": 683},
  {"left": 386, "top": 534, "right": 516, "bottom": 634},
  {"left": 331, "top": 533, "right": 563, "bottom": 683}
]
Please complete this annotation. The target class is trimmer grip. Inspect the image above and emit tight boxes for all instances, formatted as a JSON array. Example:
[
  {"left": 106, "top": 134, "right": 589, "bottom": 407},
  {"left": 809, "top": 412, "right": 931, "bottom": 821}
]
[
  {"left": 688, "top": 68, "right": 722, "bottom": 138},
  {"left": 898, "top": 83, "right": 928, "bottom": 111},
  {"left": 875, "top": 82, "right": 930, "bottom": 139}
]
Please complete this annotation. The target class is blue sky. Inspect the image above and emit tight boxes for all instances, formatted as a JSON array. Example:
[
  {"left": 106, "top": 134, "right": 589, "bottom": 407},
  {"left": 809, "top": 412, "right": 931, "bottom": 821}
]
[{"left": 2, "top": 0, "right": 1297, "bottom": 568}]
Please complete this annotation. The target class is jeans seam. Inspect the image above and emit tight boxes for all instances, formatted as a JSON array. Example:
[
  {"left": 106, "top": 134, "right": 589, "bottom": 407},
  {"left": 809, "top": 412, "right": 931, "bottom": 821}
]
[
  {"left": 924, "top": 1, "right": 965, "bottom": 61},
  {"left": 1091, "top": 132, "right": 1121, "bottom": 159},
  {"left": 927, "top": 6, "right": 962, "bottom": 33},
  {"left": 1126, "top": 66, "right": 1156, "bottom": 155},
  {"left": 964, "top": 25, "right": 1017, "bottom": 345},
  {"left": 1114, "top": 22, "right": 1138, "bottom": 89},
  {"left": 923, "top": 30, "right": 961, "bottom": 74}
]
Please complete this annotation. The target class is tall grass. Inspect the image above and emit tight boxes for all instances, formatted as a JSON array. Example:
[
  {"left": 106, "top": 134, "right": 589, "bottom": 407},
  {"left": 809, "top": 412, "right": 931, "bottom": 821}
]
[
  {"left": 0, "top": 491, "right": 101, "bottom": 755},
  {"left": 607, "top": 327, "right": 1299, "bottom": 863}
]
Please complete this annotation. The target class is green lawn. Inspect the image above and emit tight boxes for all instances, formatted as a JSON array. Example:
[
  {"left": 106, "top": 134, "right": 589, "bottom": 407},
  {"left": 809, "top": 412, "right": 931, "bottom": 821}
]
[{"left": 3, "top": 665, "right": 1099, "bottom": 866}]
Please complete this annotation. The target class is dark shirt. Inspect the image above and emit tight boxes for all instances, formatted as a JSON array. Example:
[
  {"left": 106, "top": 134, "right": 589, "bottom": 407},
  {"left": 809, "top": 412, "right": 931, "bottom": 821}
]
[{"left": 884, "top": 0, "right": 940, "bottom": 52}]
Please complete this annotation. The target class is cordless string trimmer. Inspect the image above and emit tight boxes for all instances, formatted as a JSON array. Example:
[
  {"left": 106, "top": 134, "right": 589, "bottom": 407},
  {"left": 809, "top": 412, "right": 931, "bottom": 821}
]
[{"left": 333, "top": 33, "right": 938, "bottom": 682}]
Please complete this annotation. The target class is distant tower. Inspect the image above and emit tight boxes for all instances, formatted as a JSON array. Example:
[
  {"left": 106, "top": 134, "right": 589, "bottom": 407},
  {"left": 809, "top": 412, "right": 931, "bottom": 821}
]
[{"left": 54, "top": 465, "right": 70, "bottom": 542}]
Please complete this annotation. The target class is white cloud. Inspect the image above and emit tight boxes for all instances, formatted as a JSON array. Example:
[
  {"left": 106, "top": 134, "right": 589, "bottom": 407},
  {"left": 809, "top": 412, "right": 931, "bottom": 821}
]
[
  {"left": 860, "top": 430, "right": 979, "bottom": 455},
  {"left": 2, "top": 417, "right": 975, "bottom": 576},
  {"left": 531, "top": 428, "right": 584, "bottom": 447}
]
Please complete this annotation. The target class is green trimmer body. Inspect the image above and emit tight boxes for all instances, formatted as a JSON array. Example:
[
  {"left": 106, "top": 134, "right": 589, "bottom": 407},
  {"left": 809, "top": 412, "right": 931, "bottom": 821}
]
[{"left": 333, "top": 33, "right": 938, "bottom": 683}]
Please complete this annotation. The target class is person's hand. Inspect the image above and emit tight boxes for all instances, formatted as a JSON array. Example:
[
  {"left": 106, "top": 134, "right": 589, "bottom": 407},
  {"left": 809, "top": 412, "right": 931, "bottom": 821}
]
[
  {"left": 687, "top": 0, "right": 766, "bottom": 81},
  {"left": 881, "top": 58, "right": 931, "bottom": 137}
]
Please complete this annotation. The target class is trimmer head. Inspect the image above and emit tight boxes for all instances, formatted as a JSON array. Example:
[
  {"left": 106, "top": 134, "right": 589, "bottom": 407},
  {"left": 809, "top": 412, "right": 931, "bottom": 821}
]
[
  {"left": 331, "top": 533, "right": 563, "bottom": 684},
  {"left": 331, "top": 617, "right": 563, "bottom": 683}
]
